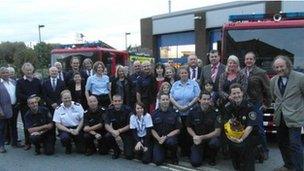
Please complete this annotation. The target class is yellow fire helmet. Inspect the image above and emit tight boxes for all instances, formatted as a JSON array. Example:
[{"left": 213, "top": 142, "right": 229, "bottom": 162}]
[{"left": 224, "top": 118, "right": 245, "bottom": 139}]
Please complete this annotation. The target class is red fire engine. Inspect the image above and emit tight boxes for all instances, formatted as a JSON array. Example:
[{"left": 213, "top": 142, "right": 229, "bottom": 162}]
[
  {"left": 51, "top": 41, "right": 129, "bottom": 75},
  {"left": 221, "top": 12, "right": 304, "bottom": 134}
]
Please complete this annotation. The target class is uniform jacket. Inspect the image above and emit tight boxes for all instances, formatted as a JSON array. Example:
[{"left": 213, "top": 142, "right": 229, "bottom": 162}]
[
  {"left": 0, "top": 81, "right": 13, "bottom": 119},
  {"left": 270, "top": 70, "right": 304, "bottom": 127}
]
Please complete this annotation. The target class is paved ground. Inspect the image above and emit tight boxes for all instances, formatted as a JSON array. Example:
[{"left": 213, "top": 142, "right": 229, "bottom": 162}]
[{"left": 0, "top": 119, "right": 302, "bottom": 171}]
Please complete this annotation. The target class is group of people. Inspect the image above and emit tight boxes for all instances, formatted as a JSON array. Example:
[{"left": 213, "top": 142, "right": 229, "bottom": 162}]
[{"left": 0, "top": 50, "right": 303, "bottom": 171}]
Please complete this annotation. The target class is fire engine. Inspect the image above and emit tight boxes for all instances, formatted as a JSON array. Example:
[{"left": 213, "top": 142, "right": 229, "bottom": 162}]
[
  {"left": 221, "top": 12, "right": 304, "bottom": 134},
  {"left": 51, "top": 41, "right": 129, "bottom": 75}
]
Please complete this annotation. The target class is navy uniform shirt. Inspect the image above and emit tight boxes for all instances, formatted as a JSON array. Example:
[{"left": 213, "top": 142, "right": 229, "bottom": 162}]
[
  {"left": 136, "top": 74, "right": 157, "bottom": 103},
  {"left": 223, "top": 100, "right": 258, "bottom": 129},
  {"left": 104, "top": 105, "right": 132, "bottom": 132},
  {"left": 83, "top": 107, "right": 106, "bottom": 127},
  {"left": 186, "top": 105, "right": 221, "bottom": 135},
  {"left": 24, "top": 106, "right": 52, "bottom": 129},
  {"left": 151, "top": 108, "right": 181, "bottom": 136}
]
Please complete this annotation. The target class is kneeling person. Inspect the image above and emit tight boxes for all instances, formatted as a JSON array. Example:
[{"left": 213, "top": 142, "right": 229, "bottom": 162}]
[
  {"left": 130, "top": 102, "right": 153, "bottom": 164},
  {"left": 104, "top": 94, "right": 134, "bottom": 159},
  {"left": 151, "top": 94, "right": 181, "bottom": 165},
  {"left": 186, "top": 91, "right": 221, "bottom": 167},
  {"left": 224, "top": 83, "right": 258, "bottom": 171},
  {"left": 53, "top": 90, "right": 84, "bottom": 154},
  {"left": 83, "top": 95, "right": 107, "bottom": 155},
  {"left": 24, "top": 95, "right": 54, "bottom": 155}
]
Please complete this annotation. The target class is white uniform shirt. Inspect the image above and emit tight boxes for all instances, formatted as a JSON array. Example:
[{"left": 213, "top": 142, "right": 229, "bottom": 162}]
[
  {"left": 0, "top": 78, "right": 16, "bottom": 105},
  {"left": 53, "top": 102, "right": 84, "bottom": 127},
  {"left": 130, "top": 113, "right": 153, "bottom": 137}
]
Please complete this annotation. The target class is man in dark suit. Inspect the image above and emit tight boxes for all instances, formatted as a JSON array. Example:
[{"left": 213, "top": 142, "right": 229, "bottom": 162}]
[
  {"left": 54, "top": 62, "right": 67, "bottom": 84},
  {"left": 187, "top": 55, "right": 202, "bottom": 83},
  {"left": 270, "top": 55, "right": 304, "bottom": 171},
  {"left": 200, "top": 50, "right": 225, "bottom": 91},
  {"left": 42, "top": 67, "right": 65, "bottom": 114},
  {"left": 65, "top": 57, "right": 88, "bottom": 85}
]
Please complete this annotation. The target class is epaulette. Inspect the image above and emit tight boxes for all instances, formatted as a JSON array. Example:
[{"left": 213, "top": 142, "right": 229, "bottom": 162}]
[
  {"left": 56, "top": 104, "right": 62, "bottom": 110},
  {"left": 74, "top": 102, "right": 80, "bottom": 106},
  {"left": 224, "top": 102, "right": 231, "bottom": 108}
]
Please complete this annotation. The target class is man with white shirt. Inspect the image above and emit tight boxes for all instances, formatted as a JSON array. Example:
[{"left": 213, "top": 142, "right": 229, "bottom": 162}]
[
  {"left": 54, "top": 62, "right": 66, "bottom": 84},
  {"left": 0, "top": 67, "right": 22, "bottom": 148},
  {"left": 187, "top": 55, "right": 202, "bottom": 83}
]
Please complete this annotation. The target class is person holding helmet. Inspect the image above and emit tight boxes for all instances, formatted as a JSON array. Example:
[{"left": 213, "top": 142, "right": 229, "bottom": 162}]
[{"left": 223, "top": 83, "right": 258, "bottom": 171}]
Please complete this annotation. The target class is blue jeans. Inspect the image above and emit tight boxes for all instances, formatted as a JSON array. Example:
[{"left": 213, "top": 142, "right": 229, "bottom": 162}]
[
  {"left": 277, "top": 115, "right": 303, "bottom": 171},
  {"left": 0, "top": 119, "right": 6, "bottom": 147}
]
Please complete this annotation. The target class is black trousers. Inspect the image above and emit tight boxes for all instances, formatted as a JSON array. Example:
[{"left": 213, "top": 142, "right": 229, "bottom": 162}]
[
  {"left": 228, "top": 137, "right": 256, "bottom": 171},
  {"left": 134, "top": 137, "right": 152, "bottom": 164},
  {"left": 104, "top": 132, "right": 134, "bottom": 159},
  {"left": 30, "top": 131, "right": 55, "bottom": 155},
  {"left": 179, "top": 116, "right": 192, "bottom": 156},
  {"left": 83, "top": 132, "right": 107, "bottom": 154},
  {"left": 59, "top": 129, "right": 84, "bottom": 153}
]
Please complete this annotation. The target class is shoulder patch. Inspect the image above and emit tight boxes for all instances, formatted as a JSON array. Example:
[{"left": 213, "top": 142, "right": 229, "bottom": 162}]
[
  {"left": 248, "top": 111, "right": 257, "bottom": 121},
  {"left": 55, "top": 105, "right": 62, "bottom": 110},
  {"left": 74, "top": 102, "right": 80, "bottom": 106}
]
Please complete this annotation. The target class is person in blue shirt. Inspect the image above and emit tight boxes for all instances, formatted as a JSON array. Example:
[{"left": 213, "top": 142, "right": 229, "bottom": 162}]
[
  {"left": 130, "top": 102, "right": 153, "bottom": 164},
  {"left": 170, "top": 66, "right": 200, "bottom": 157},
  {"left": 85, "top": 61, "right": 111, "bottom": 108}
]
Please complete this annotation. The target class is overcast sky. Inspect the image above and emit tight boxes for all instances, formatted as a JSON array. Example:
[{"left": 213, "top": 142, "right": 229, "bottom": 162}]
[{"left": 0, "top": 0, "right": 235, "bottom": 50}]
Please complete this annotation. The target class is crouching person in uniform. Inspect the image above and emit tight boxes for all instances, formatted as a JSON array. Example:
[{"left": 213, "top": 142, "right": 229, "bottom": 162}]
[
  {"left": 151, "top": 93, "right": 181, "bottom": 165},
  {"left": 186, "top": 91, "right": 221, "bottom": 167},
  {"left": 223, "top": 83, "right": 258, "bottom": 171},
  {"left": 24, "top": 95, "right": 55, "bottom": 155},
  {"left": 53, "top": 90, "right": 84, "bottom": 154},
  {"left": 104, "top": 94, "right": 134, "bottom": 159},
  {"left": 130, "top": 102, "right": 153, "bottom": 164},
  {"left": 83, "top": 95, "right": 107, "bottom": 156}
]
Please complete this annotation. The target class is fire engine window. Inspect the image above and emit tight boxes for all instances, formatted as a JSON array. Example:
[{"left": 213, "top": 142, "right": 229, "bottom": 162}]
[{"left": 224, "top": 28, "right": 304, "bottom": 73}]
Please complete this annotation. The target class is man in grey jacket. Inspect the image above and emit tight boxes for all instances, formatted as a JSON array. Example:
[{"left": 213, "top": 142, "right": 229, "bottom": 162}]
[
  {"left": 0, "top": 67, "right": 13, "bottom": 153},
  {"left": 270, "top": 55, "right": 304, "bottom": 171}
]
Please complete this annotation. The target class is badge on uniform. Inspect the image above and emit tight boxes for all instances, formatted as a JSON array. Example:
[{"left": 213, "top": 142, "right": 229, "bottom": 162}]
[
  {"left": 242, "top": 116, "right": 247, "bottom": 120},
  {"left": 216, "top": 115, "right": 221, "bottom": 123},
  {"left": 248, "top": 112, "right": 257, "bottom": 120}
]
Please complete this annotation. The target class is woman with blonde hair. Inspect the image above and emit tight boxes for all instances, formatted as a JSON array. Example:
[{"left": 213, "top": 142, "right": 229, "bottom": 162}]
[
  {"left": 111, "top": 65, "right": 132, "bottom": 106},
  {"left": 85, "top": 61, "right": 111, "bottom": 108},
  {"left": 218, "top": 55, "right": 247, "bottom": 101}
]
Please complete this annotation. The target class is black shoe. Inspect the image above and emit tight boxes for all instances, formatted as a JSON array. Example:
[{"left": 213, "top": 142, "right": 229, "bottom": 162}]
[
  {"left": 35, "top": 148, "right": 41, "bottom": 155},
  {"left": 12, "top": 142, "right": 24, "bottom": 148},
  {"left": 85, "top": 149, "right": 95, "bottom": 156},
  {"left": 65, "top": 146, "right": 72, "bottom": 154},
  {"left": 208, "top": 159, "right": 216, "bottom": 166},
  {"left": 112, "top": 150, "right": 121, "bottom": 159}
]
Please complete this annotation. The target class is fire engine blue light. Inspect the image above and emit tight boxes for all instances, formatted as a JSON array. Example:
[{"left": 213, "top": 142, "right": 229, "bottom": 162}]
[
  {"left": 229, "top": 12, "right": 304, "bottom": 22},
  {"left": 229, "top": 14, "right": 267, "bottom": 21},
  {"left": 285, "top": 12, "right": 304, "bottom": 19}
]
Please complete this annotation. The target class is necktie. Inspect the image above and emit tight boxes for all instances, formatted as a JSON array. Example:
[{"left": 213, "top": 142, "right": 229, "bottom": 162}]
[
  {"left": 192, "top": 68, "right": 196, "bottom": 79},
  {"left": 211, "top": 65, "right": 217, "bottom": 83},
  {"left": 52, "top": 78, "right": 56, "bottom": 91},
  {"left": 278, "top": 77, "right": 286, "bottom": 95},
  {"left": 60, "top": 73, "right": 64, "bottom": 81}
]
